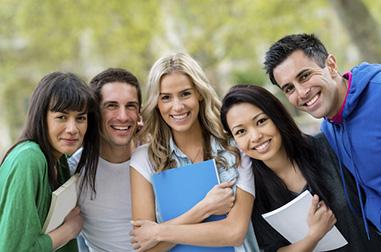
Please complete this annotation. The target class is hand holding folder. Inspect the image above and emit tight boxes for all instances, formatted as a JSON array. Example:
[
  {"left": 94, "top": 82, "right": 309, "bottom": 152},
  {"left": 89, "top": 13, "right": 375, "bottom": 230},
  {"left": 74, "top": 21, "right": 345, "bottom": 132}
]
[{"left": 151, "top": 159, "right": 234, "bottom": 252}]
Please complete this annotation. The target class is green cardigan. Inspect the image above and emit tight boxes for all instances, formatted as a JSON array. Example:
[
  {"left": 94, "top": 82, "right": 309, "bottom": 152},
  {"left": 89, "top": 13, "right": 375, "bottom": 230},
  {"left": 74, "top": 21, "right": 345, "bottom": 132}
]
[{"left": 0, "top": 141, "right": 78, "bottom": 252}]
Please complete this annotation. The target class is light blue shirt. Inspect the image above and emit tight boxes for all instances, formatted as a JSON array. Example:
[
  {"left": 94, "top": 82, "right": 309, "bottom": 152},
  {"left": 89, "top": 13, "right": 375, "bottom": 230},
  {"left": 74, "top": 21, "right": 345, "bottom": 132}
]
[{"left": 169, "top": 136, "right": 239, "bottom": 185}]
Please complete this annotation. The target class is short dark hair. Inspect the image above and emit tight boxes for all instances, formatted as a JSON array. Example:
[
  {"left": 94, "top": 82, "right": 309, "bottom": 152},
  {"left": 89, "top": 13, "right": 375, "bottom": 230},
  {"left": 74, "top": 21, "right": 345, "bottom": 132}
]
[
  {"left": 89, "top": 68, "right": 142, "bottom": 109},
  {"left": 264, "top": 33, "right": 329, "bottom": 85},
  {"left": 3, "top": 72, "right": 100, "bottom": 192}
]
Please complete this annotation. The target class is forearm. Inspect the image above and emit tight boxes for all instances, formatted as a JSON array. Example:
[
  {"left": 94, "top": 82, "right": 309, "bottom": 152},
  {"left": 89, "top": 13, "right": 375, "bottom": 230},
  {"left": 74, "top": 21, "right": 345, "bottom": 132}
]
[
  {"left": 277, "top": 235, "right": 319, "bottom": 252},
  {"left": 156, "top": 218, "right": 246, "bottom": 247},
  {"left": 132, "top": 200, "right": 213, "bottom": 252},
  {"left": 48, "top": 223, "right": 76, "bottom": 250},
  {"left": 155, "top": 190, "right": 253, "bottom": 247},
  {"left": 165, "top": 200, "right": 211, "bottom": 225}
]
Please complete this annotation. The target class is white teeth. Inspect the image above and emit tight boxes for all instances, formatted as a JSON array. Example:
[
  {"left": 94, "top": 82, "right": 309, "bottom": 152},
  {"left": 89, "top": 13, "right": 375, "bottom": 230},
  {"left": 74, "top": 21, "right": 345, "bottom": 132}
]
[
  {"left": 306, "top": 94, "right": 319, "bottom": 106},
  {"left": 171, "top": 113, "right": 188, "bottom": 120},
  {"left": 112, "top": 126, "right": 130, "bottom": 131},
  {"left": 253, "top": 140, "right": 269, "bottom": 151}
]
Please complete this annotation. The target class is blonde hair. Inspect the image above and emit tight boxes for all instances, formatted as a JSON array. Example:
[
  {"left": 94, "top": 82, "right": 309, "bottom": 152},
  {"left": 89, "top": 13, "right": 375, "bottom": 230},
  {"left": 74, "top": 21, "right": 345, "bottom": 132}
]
[{"left": 141, "top": 52, "right": 239, "bottom": 172}]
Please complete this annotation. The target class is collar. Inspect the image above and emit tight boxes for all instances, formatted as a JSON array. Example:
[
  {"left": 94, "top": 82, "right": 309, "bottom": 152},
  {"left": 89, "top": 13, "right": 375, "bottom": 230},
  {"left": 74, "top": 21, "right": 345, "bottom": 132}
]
[{"left": 169, "top": 135, "right": 222, "bottom": 160}]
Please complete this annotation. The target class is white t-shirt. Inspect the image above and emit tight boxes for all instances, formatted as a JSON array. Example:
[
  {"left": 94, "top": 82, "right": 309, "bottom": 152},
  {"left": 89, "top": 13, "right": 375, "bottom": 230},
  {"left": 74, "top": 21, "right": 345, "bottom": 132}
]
[
  {"left": 69, "top": 150, "right": 133, "bottom": 252},
  {"left": 130, "top": 144, "right": 255, "bottom": 197}
]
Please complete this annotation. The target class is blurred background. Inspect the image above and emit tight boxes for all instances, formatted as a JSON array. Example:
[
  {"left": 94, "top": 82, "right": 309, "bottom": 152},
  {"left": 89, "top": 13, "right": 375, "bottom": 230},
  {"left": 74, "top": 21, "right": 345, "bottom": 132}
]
[{"left": 1, "top": 0, "right": 381, "bottom": 157}]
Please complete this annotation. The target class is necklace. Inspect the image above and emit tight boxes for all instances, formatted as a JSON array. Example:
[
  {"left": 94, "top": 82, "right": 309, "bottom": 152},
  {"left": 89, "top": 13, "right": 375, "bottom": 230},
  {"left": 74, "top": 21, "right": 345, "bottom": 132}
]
[{"left": 189, "top": 147, "right": 203, "bottom": 163}]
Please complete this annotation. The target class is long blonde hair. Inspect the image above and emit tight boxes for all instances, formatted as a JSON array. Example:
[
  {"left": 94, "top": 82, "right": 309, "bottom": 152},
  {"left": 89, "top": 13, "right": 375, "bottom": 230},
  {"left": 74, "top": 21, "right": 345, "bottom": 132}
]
[{"left": 141, "top": 52, "right": 239, "bottom": 172}]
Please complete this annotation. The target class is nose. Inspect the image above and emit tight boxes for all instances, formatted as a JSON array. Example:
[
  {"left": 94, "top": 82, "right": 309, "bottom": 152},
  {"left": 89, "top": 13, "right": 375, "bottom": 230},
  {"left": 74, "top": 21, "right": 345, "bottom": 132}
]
[
  {"left": 116, "top": 107, "right": 129, "bottom": 121},
  {"left": 295, "top": 84, "right": 311, "bottom": 98},
  {"left": 172, "top": 98, "right": 185, "bottom": 112},
  {"left": 249, "top": 128, "right": 262, "bottom": 143},
  {"left": 66, "top": 118, "right": 79, "bottom": 134}
]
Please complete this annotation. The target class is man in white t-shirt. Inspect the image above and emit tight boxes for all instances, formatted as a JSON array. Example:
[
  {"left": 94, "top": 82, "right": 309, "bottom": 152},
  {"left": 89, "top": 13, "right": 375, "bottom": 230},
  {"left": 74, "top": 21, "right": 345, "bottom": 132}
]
[{"left": 69, "top": 68, "right": 142, "bottom": 251}]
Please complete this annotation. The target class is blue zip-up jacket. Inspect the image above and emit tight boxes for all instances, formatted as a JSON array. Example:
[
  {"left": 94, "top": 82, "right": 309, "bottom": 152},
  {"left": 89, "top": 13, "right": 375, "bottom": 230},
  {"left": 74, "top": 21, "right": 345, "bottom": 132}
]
[{"left": 321, "top": 62, "right": 381, "bottom": 234}]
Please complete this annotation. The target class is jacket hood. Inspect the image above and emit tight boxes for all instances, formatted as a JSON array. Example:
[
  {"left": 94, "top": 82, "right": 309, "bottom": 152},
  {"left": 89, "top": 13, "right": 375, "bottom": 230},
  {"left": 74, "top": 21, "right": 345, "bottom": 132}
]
[{"left": 345, "top": 62, "right": 381, "bottom": 118}]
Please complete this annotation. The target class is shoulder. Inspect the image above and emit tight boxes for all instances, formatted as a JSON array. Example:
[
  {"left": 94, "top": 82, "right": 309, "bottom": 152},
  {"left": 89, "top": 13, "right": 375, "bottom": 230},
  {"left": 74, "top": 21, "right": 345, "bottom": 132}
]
[
  {"left": 310, "top": 133, "right": 329, "bottom": 146},
  {"left": 130, "top": 144, "right": 154, "bottom": 183},
  {"left": 308, "top": 133, "right": 335, "bottom": 155},
  {"left": 309, "top": 133, "right": 339, "bottom": 168},
  {"left": 0, "top": 141, "right": 48, "bottom": 186},
  {"left": 3, "top": 141, "right": 46, "bottom": 168},
  {"left": 131, "top": 144, "right": 150, "bottom": 161}
]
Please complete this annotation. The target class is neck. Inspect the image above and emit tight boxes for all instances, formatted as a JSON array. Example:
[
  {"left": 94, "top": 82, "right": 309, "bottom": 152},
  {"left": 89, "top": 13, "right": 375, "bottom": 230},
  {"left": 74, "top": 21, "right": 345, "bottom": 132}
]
[
  {"left": 100, "top": 141, "right": 132, "bottom": 163},
  {"left": 172, "top": 120, "right": 203, "bottom": 149},
  {"left": 263, "top": 147, "right": 306, "bottom": 193},
  {"left": 173, "top": 122, "right": 205, "bottom": 162},
  {"left": 263, "top": 146, "right": 291, "bottom": 175},
  {"left": 328, "top": 76, "right": 348, "bottom": 119}
]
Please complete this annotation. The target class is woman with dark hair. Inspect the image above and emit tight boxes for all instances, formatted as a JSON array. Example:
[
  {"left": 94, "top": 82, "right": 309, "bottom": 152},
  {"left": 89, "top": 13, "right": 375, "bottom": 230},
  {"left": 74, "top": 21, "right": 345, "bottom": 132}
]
[
  {"left": 0, "top": 72, "right": 100, "bottom": 251},
  {"left": 220, "top": 84, "right": 381, "bottom": 252}
]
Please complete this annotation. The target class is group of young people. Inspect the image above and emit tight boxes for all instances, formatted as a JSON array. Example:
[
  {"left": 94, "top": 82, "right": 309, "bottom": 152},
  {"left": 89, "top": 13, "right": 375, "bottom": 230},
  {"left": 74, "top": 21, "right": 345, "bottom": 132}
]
[{"left": 1, "top": 33, "right": 380, "bottom": 252}]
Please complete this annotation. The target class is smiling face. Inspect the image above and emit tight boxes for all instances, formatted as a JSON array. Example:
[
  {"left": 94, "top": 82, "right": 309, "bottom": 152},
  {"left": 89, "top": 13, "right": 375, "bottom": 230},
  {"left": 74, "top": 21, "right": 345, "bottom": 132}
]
[
  {"left": 226, "top": 102, "right": 283, "bottom": 162},
  {"left": 157, "top": 72, "right": 202, "bottom": 137},
  {"left": 47, "top": 110, "right": 88, "bottom": 159},
  {"left": 273, "top": 50, "right": 343, "bottom": 119},
  {"left": 100, "top": 82, "right": 140, "bottom": 149}
]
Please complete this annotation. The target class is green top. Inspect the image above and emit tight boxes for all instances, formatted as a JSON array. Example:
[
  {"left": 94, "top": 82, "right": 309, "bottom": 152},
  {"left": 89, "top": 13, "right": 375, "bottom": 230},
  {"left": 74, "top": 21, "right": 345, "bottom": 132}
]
[{"left": 0, "top": 141, "right": 78, "bottom": 252}]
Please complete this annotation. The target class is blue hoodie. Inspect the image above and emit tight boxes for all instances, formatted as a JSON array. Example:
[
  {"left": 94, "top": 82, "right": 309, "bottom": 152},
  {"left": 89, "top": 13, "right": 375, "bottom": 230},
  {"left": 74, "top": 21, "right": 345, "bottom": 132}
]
[{"left": 321, "top": 62, "right": 381, "bottom": 235}]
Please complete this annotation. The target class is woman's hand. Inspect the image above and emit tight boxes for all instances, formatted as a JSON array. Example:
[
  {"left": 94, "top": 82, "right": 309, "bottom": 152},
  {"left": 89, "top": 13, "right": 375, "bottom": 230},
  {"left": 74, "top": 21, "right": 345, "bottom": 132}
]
[
  {"left": 307, "top": 195, "right": 336, "bottom": 242},
  {"left": 49, "top": 207, "right": 84, "bottom": 249},
  {"left": 201, "top": 180, "right": 235, "bottom": 216},
  {"left": 63, "top": 207, "right": 84, "bottom": 239},
  {"left": 131, "top": 220, "right": 161, "bottom": 252}
]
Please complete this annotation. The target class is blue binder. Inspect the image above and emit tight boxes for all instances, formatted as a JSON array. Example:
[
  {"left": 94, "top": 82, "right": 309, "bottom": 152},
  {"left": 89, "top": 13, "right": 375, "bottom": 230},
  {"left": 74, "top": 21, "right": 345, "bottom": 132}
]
[{"left": 151, "top": 159, "right": 234, "bottom": 252}]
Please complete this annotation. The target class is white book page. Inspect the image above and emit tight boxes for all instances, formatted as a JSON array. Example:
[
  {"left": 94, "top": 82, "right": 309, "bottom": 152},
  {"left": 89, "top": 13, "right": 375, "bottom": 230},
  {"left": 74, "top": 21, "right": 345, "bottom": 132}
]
[{"left": 262, "top": 190, "right": 348, "bottom": 252}]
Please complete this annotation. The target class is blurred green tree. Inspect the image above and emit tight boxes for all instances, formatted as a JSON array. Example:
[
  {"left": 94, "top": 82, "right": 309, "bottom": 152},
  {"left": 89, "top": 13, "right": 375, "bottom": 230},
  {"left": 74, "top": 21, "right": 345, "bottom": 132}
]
[{"left": 0, "top": 0, "right": 380, "bottom": 151}]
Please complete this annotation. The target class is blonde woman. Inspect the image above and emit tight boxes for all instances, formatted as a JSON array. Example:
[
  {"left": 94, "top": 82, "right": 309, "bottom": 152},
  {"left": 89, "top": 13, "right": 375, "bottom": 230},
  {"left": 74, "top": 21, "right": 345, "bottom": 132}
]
[{"left": 130, "top": 53, "right": 258, "bottom": 252}]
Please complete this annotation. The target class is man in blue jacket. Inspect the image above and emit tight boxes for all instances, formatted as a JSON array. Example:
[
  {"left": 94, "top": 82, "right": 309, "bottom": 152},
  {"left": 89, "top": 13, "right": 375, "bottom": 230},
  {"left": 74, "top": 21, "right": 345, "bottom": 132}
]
[{"left": 263, "top": 33, "right": 381, "bottom": 236}]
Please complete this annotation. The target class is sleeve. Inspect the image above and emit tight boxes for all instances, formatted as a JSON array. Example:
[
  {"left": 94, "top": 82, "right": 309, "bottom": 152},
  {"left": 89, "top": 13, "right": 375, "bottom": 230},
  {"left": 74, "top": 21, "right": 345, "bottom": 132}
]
[
  {"left": 130, "top": 144, "right": 155, "bottom": 183},
  {"left": 0, "top": 146, "right": 53, "bottom": 252},
  {"left": 236, "top": 152, "right": 255, "bottom": 197}
]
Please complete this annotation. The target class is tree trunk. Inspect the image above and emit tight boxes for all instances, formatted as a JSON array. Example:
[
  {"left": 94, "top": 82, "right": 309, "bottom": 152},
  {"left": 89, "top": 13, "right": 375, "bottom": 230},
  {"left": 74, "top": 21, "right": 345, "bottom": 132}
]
[{"left": 330, "top": 0, "right": 381, "bottom": 63}]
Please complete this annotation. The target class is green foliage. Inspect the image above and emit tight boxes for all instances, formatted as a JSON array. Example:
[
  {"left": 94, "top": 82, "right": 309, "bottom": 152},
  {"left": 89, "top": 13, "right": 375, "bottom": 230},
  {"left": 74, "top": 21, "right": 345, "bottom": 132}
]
[
  {"left": 0, "top": 0, "right": 381, "bottom": 144},
  {"left": 231, "top": 69, "right": 266, "bottom": 86},
  {"left": 3, "top": 79, "right": 35, "bottom": 140}
]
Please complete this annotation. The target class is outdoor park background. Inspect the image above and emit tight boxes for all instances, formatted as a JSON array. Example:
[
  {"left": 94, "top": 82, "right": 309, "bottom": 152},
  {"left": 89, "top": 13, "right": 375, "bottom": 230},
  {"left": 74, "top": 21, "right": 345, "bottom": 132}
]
[{"left": 1, "top": 0, "right": 381, "bottom": 157}]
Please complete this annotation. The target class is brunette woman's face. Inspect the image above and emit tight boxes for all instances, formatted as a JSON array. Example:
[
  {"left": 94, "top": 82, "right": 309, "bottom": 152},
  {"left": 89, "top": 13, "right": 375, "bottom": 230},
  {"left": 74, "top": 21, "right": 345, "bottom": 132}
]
[
  {"left": 157, "top": 72, "right": 202, "bottom": 137},
  {"left": 226, "top": 102, "right": 283, "bottom": 162},
  {"left": 47, "top": 110, "right": 88, "bottom": 159}
]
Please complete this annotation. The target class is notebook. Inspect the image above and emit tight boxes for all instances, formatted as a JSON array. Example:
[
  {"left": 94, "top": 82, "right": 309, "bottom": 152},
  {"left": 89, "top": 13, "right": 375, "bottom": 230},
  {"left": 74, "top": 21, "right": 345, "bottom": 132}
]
[
  {"left": 42, "top": 174, "right": 79, "bottom": 233},
  {"left": 262, "top": 190, "right": 347, "bottom": 251},
  {"left": 152, "top": 159, "right": 234, "bottom": 252}
]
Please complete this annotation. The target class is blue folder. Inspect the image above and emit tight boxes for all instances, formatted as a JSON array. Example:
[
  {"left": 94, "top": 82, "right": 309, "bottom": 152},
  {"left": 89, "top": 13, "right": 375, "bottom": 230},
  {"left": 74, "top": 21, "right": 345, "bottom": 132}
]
[{"left": 151, "top": 159, "right": 234, "bottom": 252}]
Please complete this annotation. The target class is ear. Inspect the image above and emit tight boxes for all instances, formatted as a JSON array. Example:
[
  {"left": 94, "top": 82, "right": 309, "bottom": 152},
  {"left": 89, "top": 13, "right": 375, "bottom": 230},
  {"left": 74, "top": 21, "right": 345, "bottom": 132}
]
[
  {"left": 195, "top": 89, "right": 203, "bottom": 102},
  {"left": 326, "top": 54, "right": 338, "bottom": 78}
]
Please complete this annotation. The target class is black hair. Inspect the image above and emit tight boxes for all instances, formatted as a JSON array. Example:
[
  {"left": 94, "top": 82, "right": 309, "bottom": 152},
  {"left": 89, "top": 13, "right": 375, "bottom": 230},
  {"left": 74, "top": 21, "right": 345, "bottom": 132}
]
[
  {"left": 264, "top": 33, "right": 329, "bottom": 86},
  {"left": 89, "top": 68, "right": 142, "bottom": 109},
  {"left": 221, "top": 84, "right": 332, "bottom": 213},
  {"left": 2, "top": 72, "right": 100, "bottom": 192}
]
